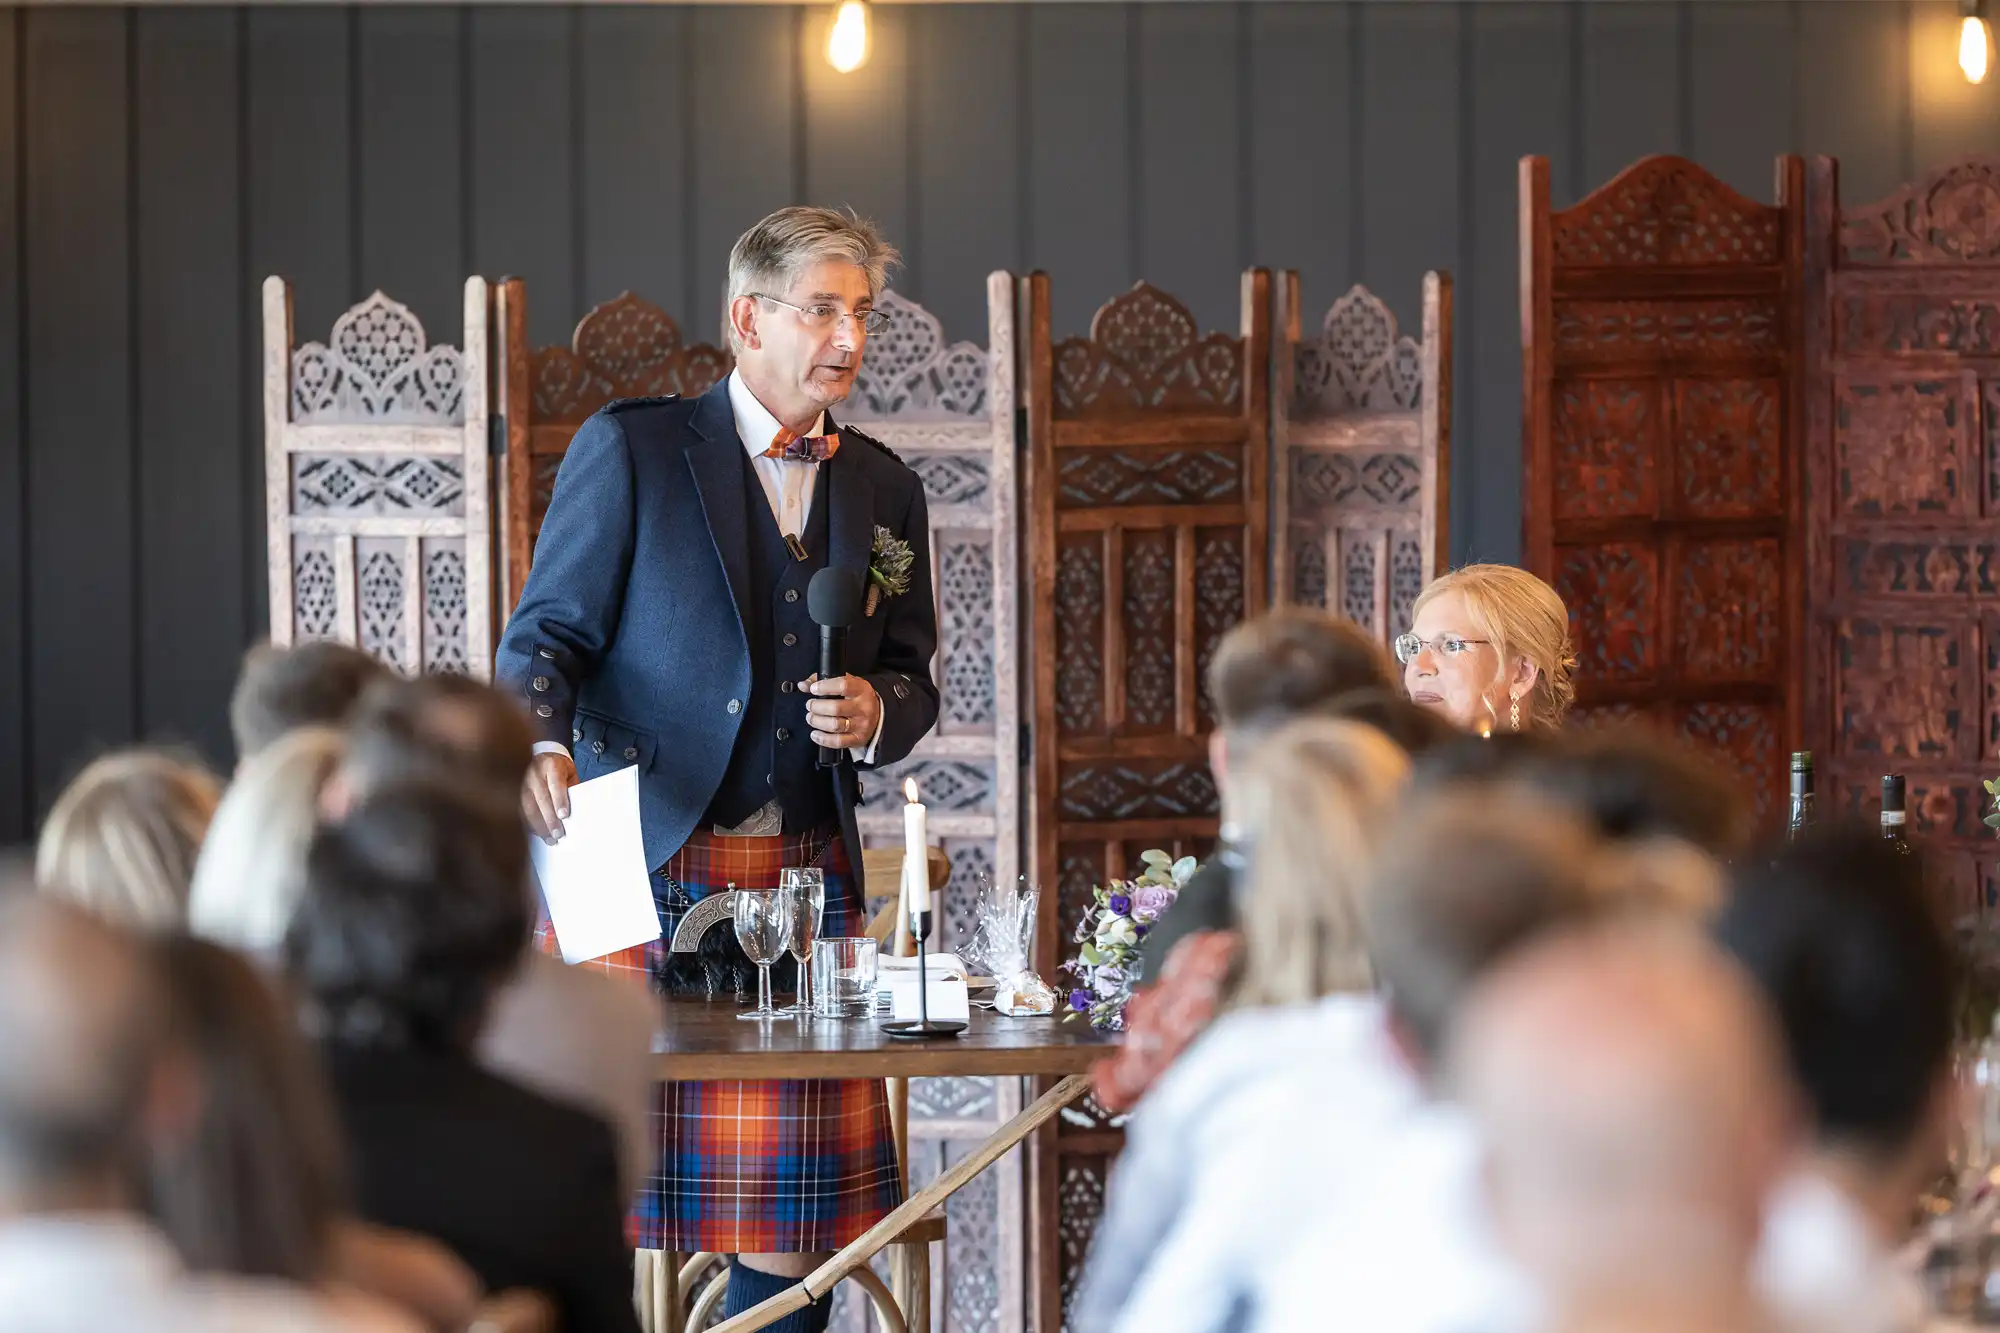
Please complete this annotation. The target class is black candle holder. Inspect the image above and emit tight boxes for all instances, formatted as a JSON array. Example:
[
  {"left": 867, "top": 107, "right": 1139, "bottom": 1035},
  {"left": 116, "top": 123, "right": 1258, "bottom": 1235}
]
[{"left": 881, "top": 910, "right": 966, "bottom": 1039}]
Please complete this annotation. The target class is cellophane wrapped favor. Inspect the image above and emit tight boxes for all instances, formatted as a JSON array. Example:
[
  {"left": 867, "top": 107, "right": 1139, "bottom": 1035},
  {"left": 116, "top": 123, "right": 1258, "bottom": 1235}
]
[{"left": 961, "top": 876, "right": 1055, "bottom": 1016}]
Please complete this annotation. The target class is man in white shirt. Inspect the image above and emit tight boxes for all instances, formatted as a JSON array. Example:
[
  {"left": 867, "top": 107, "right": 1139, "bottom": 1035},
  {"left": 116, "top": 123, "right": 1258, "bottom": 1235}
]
[
  {"left": 1718, "top": 826, "right": 1953, "bottom": 1333},
  {"left": 0, "top": 892, "right": 366, "bottom": 1332}
]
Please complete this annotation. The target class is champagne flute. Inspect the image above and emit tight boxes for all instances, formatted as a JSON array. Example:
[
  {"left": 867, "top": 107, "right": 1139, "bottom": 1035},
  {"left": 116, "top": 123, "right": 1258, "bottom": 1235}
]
[
  {"left": 779, "top": 869, "right": 827, "bottom": 1017},
  {"left": 734, "top": 886, "right": 793, "bottom": 1021}
]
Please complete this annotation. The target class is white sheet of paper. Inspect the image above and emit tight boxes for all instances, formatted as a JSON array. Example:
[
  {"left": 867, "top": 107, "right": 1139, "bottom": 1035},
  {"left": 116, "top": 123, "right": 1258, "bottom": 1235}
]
[
  {"left": 527, "top": 765, "right": 662, "bottom": 965},
  {"left": 878, "top": 953, "right": 971, "bottom": 1023}
]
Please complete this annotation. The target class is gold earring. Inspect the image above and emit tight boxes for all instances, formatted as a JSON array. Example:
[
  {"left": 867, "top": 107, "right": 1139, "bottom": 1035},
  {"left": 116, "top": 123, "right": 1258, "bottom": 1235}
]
[{"left": 1510, "top": 697, "right": 1522, "bottom": 731}]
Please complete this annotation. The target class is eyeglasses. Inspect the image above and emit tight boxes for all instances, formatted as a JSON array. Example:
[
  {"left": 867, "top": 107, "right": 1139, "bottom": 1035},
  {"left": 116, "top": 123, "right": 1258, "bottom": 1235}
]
[
  {"left": 753, "top": 294, "right": 891, "bottom": 335},
  {"left": 1393, "top": 632, "right": 1492, "bottom": 665}
]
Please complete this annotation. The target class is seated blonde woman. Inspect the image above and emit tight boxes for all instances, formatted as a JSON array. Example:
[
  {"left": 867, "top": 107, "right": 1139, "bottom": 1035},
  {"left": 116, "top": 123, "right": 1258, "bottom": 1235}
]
[
  {"left": 35, "top": 749, "right": 221, "bottom": 929},
  {"left": 1399, "top": 564, "right": 1576, "bottom": 734},
  {"left": 188, "top": 725, "right": 345, "bottom": 960},
  {"left": 1076, "top": 717, "right": 1411, "bottom": 1333}
]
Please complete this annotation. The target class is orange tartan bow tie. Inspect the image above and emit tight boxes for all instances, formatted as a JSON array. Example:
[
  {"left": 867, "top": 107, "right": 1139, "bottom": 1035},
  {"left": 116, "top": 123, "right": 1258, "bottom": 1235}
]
[{"left": 763, "top": 428, "right": 840, "bottom": 463}]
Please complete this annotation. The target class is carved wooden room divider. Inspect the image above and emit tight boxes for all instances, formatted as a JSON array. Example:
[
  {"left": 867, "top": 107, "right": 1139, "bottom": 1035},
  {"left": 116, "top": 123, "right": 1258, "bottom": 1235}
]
[
  {"left": 262, "top": 277, "right": 494, "bottom": 678},
  {"left": 1022, "top": 272, "right": 1271, "bottom": 1333},
  {"left": 1804, "top": 156, "right": 2000, "bottom": 913},
  {"left": 493, "top": 285, "right": 732, "bottom": 613},
  {"left": 1521, "top": 155, "right": 1806, "bottom": 822},
  {"left": 1273, "top": 272, "right": 1452, "bottom": 641}
]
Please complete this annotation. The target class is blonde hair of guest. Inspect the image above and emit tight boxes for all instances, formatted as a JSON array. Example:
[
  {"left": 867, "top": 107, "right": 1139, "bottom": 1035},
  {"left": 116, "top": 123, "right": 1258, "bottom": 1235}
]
[
  {"left": 189, "top": 725, "right": 346, "bottom": 959},
  {"left": 35, "top": 749, "right": 222, "bottom": 930},
  {"left": 1228, "top": 716, "right": 1411, "bottom": 1009},
  {"left": 1412, "top": 563, "right": 1578, "bottom": 729}
]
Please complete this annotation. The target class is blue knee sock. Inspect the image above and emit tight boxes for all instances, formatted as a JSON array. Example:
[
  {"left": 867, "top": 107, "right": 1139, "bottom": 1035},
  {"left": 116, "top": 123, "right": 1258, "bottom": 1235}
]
[{"left": 721, "top": 1259, "right": 830, "bottom": 1333}]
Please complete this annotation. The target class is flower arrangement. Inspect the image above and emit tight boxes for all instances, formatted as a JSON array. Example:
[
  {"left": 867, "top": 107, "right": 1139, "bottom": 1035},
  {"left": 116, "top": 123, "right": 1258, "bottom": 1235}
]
[
  {"left": 865, "top": 525, "right": 914, "bottom": 617},
  {"left": 1061, "top": 849, "right": 1198, "bottom": 1032}
]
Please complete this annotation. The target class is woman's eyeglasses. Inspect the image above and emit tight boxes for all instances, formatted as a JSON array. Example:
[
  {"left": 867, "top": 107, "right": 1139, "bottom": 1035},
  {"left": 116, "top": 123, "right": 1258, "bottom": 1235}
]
[{"left": 1393, "top": 632, "right": 1491, "bottom": 665}]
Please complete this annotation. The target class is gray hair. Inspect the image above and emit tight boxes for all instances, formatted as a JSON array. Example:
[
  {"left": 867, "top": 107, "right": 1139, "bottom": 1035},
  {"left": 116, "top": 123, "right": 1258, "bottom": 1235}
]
[{"left": 724, "top": 206, "right": 900, "bottom": 348}]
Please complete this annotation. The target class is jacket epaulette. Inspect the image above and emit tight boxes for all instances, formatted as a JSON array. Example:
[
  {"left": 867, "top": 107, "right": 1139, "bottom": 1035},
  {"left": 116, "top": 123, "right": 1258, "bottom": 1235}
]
[
  {"left": 842, "top": 425, "right": 903, "bottom": 466},
  {"left": 600, "top": 394, "right": 682, "bottom": 414}
]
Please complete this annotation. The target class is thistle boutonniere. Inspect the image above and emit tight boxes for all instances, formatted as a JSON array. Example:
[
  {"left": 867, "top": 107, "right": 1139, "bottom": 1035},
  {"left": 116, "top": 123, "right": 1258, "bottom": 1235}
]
[{"left": 866, "top": 525, "right": 913, "bottom": 617}]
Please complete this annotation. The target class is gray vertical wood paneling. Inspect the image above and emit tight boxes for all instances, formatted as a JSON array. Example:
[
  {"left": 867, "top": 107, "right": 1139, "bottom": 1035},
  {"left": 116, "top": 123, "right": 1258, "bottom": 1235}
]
[
  {"left": 1136, "top": 4, "right": 1242, "bottom": 335},
  {"left": 690, "top": 6, "right": 798, "bottom": 334},
  {"left": 1690, "top": 1, "right": 1797, "bottom": 202},
  {"left": 1356, "top": 2, "right": 1461, "bottom": 338},
  {"left": 0, "top": 9, "right": 24, "bottom": 840},
  {"left": 804, "top": 2, "right": 912, "bottom": 279},
  {"left": 471, "top": 7, "right": 575, "bottom": 347},
  {"left": 910, "top": 4, "right": 1023, "bottom": 343},
  {"left": 1248, "top": 2, "right": 1353, "bottom": 331},
  {"left": 1026, "top": 3, "right": 1132, "bottom": 336},
  {"left": 1799, "top": 0, "right": 1909, "bottom": 204},
  {"left": 579, "top": 6, "right": 691, "bottom": 328},
  {"left": 356, "top": 7, "right": 464, "bottom": 338},
  {"left": 1910, "top": 0, "right": 2000, "bottom": 170},
  {"left": 25, "top": 9, "right": 133, "bottom": 812},
  {"left": 135, "top": 8, "right": 242, "bottom": 769},
  {"left": 1465, "top": 2, "right": 1573, "bottom": 568},
  {"left": 1579, "top": 1, "right": 1683, "bottom": 195}
]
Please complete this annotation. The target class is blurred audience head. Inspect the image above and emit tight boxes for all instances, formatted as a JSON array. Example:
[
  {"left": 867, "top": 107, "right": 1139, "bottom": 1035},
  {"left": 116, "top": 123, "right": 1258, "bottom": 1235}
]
[
  {"left": 1309, "top": 686, "right": 1462, "bottom": 759},
  {"left": 187, "top": 725, "right": 345, "bottom": 962},
  {"left": 0, "top": 890, "right": 178, "bottom": 1210},
  {"left": 289, "top": 780, "right": 531, "bottom": 1056},
  {"left": 230, "top": 641, "right": 391, "bottom": 764},
  {"left": 1449, "top": 925, "right": 1794, "bottom": 1320},
  {"left": 1516, "top": 727, "right": 1751, "bottom": 859},
  {"left": 148, "top": 934, "right": 345, "bottom": 1285},
  {"left": 1715, "top": 823, "right": 1955, "bottom": 1216},
  {"left": 35, "top": 750, "right": 222, "bottom": 931},
  {"left": 1402, "top": 564, "right": 1574, "bottom": 735},
  {"left": 1362, "top": 792, "right": 1612, "bottom": 1069},
  {"left": 1206, "top": 608, "right": 1399, "bottom": 813},
  {"left": 1228, "top": 716, "right": 1410, "bottom": 1008},
  {"left": 334, "top": 673, "right": 535, "bottom": 815}
]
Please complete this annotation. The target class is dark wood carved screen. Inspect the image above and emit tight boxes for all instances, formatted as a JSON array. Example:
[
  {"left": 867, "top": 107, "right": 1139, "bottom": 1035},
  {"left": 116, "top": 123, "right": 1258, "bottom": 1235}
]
[
  {"left": 1521, "top": 154, "right": 1805, "bottom": 822},
  {"left": 1023, "top": 273, "right": 1271, "bottom": 1332},
  {"left": 1274, "top": 272, "right": 1452, "bottom": 642},
  {"left": 1804, "top": 156, "right": 2000, "bottom": 913},
  {"left": 494, "top": 285, "right": 731, "bottom": 612}
]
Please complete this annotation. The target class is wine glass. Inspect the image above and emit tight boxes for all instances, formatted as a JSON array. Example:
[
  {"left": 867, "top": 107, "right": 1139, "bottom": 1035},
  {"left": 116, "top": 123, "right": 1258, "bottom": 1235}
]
[
  {"left": 779, "top": 869, "right": 827, "bottom": 1017},
  {"left": 734, "top": 887, "right": 794, "bottom": 1021}
]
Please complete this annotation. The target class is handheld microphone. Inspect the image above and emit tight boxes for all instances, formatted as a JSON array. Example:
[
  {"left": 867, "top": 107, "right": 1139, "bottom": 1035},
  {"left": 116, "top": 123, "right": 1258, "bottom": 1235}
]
[{"left": 806, "top": 567, "right": 866, "bottom": 768}]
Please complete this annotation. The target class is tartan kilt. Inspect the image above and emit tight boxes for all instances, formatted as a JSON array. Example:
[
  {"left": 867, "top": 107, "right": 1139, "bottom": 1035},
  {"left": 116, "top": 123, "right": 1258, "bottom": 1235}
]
[{"left": 536, "top": 824, "right": 903, "bottom": 1253}]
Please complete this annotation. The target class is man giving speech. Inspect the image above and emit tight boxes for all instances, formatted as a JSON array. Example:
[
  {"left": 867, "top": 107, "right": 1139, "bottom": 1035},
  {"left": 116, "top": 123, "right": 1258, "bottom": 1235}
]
[{"left": 495, "top": 206, "right": 939, "bottom": 1329}]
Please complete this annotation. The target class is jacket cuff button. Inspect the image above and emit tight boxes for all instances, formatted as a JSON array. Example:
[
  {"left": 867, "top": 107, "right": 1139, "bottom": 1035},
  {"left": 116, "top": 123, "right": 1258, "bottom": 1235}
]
[
  {"left": 535, "top": 704, "right": 554, "bottom": 719},
  {"left": 532, "top": 675, "right": 551, "bottom": 692},
  {"left": 624, "top": 746, "right": 639, "bottom": 760}
]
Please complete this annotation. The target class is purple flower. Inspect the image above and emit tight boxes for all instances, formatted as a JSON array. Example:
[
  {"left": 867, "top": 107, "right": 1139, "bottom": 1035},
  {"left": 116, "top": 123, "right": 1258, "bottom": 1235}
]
[
  {"left": 1093, "top": 964, "right": 1127, "bottom": 997},
  {"left": 1108, "top": 893, "right": 1132, "bottom": 916},
  {"left": 1132, "top": 883, "right": 1176, "bottom": 923},
  {"left": 1069, "top": 988, "right": 1093, "bottom": 1013}
]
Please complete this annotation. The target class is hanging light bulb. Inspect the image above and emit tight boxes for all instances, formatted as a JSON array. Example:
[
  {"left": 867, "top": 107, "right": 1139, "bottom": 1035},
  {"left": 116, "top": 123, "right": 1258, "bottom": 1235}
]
[
  {"left": 827, "top": 0, "right": 871, "bottom": 74},
  {"left": 1962, "top": 0, "right": 1990, "bottom": 84}
]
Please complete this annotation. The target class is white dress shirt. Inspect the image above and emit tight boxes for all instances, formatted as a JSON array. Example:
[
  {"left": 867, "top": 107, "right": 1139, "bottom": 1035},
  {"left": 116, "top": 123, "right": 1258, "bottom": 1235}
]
[
  {"left": 0, "top": 1214, "right": 409, "bottom": 1333},
  {"left": 533, "top": 369, "right": 882, "bottom": 767}
]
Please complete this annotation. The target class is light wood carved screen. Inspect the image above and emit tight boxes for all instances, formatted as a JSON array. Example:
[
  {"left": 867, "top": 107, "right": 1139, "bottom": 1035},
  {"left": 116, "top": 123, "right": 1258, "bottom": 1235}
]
[
  {"left": 1274, "top": 272, "right": 1452, "bottom": 641},
  {"left": 262, "top": 277, "right": 494, "bottom": 678},
  {"left": 1022, "top": 272, "right": 1271, "bottom": 1333},
  {"left": 494, "top": 286, "right": 731, "bottom": 612},
  {"left": 1805, "top": 156, "right": 2000, "bottom": 914},
  {"left": 843, "top": 277, "right": 1027, "bottom": 1333},
  {"left": 1521, "top": 155, "right": 1805, "bottom": 823}
]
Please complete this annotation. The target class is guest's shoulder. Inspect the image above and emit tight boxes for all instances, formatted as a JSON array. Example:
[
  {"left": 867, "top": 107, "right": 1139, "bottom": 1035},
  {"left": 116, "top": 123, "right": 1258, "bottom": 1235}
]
[
  {"left": 840, "top": 424, "right": 913, "bottom": 476},
  {"left": 593, "top": 394, "right": 697, "bottom": 436}
]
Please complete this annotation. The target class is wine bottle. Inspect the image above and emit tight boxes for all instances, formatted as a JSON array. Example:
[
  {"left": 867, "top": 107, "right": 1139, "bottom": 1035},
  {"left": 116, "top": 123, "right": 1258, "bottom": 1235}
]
[
  {"left": 1787, "top": 751, "right": 1815, "bottom": 841},
  {"left": 1881, "top": 773, "right": 1914, "bottom": 856}
]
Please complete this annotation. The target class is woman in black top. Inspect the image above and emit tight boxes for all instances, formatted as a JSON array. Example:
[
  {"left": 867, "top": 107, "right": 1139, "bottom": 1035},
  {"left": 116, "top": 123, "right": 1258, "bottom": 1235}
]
[{"left": 290, "top": 780, "right": 641, "bottom": 1333}]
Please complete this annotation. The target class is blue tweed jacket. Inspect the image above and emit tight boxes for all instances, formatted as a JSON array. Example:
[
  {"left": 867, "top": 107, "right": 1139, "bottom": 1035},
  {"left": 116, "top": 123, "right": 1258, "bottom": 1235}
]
[{"left": 494, "top": 381, "right": 940, "bottom": 870}]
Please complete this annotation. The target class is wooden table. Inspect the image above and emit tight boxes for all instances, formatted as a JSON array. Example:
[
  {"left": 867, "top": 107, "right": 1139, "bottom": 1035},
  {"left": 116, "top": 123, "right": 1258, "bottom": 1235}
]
[{"left": 649, "top": 998, "right": 1112, "bottom": 1333}]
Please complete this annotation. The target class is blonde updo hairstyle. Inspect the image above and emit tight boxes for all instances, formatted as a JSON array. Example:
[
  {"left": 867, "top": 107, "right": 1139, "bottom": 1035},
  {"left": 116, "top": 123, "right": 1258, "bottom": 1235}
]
[
  {"left": 35, "top": 749, "right": 223, "bottom": 930},
  {"left": 1227, "top": 716, "right": 1412, "bottom": 1009},
  {"left": 1411, "top": 564, "right": 1577, "bottom": 730}
]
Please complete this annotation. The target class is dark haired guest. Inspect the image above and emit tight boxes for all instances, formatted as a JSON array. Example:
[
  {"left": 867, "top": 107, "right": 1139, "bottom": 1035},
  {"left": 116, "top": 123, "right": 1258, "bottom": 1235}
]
[
  {"left": 291, "top": 784, "right": 639, "bottom": 1333},
  {"left": 1718, "top": 825, "right": 1953, "bottom": 1333}
]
